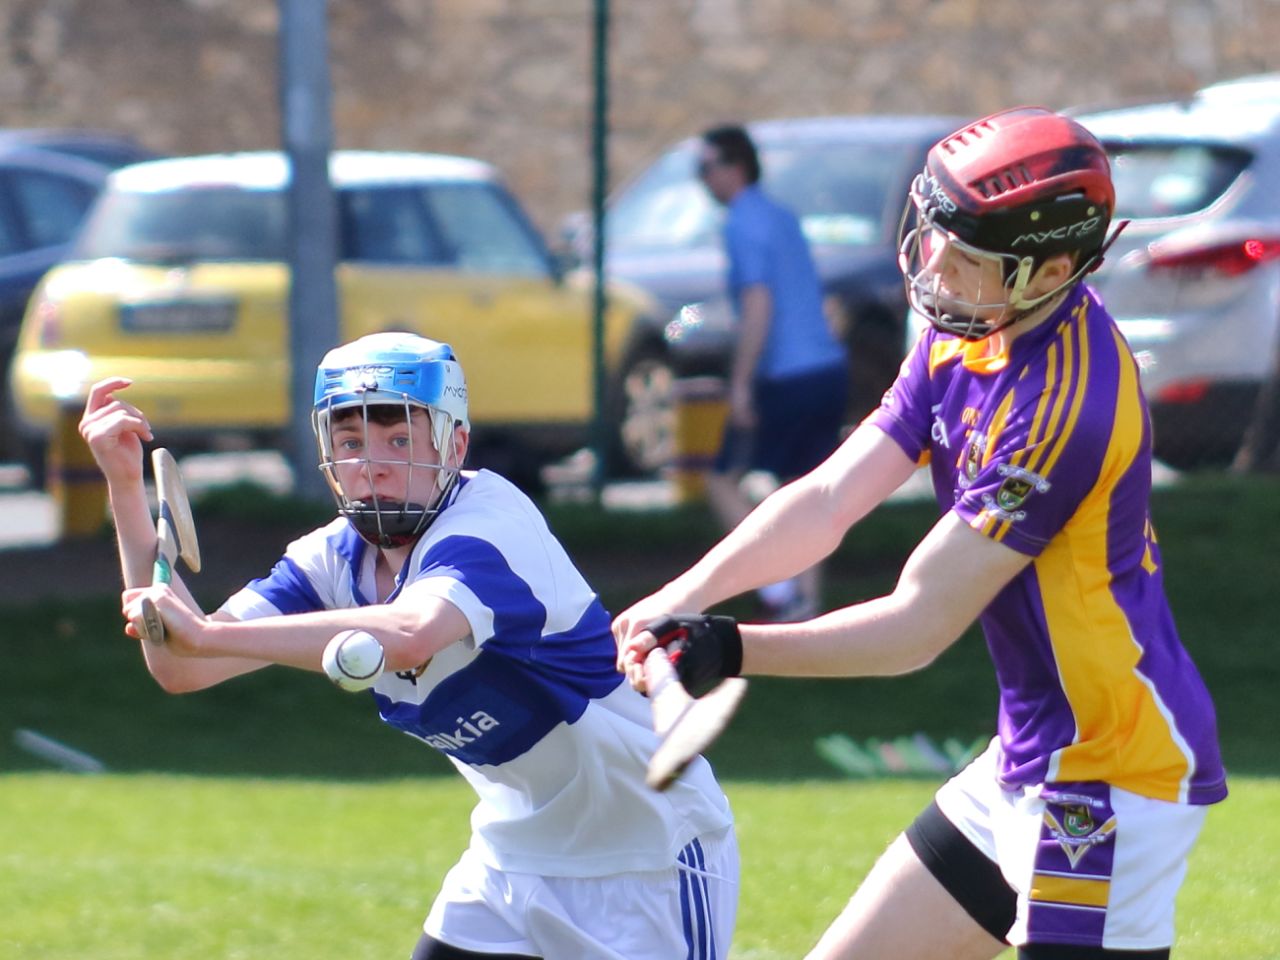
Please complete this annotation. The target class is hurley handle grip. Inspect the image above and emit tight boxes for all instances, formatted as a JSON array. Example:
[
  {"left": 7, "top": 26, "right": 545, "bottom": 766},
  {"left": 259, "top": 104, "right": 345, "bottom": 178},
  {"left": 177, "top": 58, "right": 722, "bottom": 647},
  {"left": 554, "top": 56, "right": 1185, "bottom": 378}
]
[{"left": 645, "top": 646, "right": 693, "bottom": 738}]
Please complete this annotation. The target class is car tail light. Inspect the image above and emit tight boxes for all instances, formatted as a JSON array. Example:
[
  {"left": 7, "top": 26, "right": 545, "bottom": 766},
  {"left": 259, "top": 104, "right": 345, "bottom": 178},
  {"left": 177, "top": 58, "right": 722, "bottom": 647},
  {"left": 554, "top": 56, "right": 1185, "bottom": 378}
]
[
  {"left": 1146, "top": 237, "right": 1280, "bottom": 277},
  {"left": 33, "top": 297, "right": 63, "bottom": 348},
  {"left": 1155, "top": 380, "right": 1210, "bottom": 404}
]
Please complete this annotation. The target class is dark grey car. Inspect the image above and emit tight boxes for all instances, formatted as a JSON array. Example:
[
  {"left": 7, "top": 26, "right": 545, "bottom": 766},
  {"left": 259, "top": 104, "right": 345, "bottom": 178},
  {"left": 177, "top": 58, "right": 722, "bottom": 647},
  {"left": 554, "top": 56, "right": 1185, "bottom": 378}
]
[
  {"left": 0, "top": 147, "right": 117, "bottom": 463},
  {"left": 581, "top": 115, "right": 965, "bottom": 473}
]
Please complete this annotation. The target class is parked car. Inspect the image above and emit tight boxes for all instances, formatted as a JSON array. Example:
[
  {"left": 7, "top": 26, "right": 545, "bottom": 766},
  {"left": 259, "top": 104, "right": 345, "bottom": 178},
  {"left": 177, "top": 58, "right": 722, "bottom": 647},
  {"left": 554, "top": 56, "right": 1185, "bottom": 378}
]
[
  {"left": 563, "top": 114, "right": 967, "bottom": 472},
  {"left": 9, "top": 151, "right": 660, "bottom": 490},
  {"left": 0, "top": 128, "right": 159, "bottom": 171},
  {"left": 0, "top": 145, "right": 136, "bottom": 464},
  {"left": 1072, "top": 75, "right": 1280, "bottom": 468}
]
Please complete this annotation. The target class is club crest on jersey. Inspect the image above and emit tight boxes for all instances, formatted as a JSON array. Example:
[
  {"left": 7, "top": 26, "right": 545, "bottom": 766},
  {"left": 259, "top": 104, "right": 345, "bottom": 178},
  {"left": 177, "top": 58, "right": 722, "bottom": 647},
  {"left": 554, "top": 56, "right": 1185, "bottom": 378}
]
[
  {"left": 957, "top": 432, "right": 986, "bottom": 488},
  {"left": 1043, "top": 801, "right": 1118, "bottom": 869},
  {"left": 980, "top": 463, "right": 1050, "bottom": 520},
  {"left": 420, "top": 710, "right": 501, "bottom": 753}
]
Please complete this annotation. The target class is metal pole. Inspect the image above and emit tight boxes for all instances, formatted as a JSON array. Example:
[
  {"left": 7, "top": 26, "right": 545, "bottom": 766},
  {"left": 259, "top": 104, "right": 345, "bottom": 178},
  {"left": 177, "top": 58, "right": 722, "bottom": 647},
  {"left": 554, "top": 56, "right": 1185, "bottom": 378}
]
[
  {"left": 279, "top": 0, "right": 340, "bottom": 500},
  {"left": 589, "top": 0, "right": 610, "bottom": 494}
]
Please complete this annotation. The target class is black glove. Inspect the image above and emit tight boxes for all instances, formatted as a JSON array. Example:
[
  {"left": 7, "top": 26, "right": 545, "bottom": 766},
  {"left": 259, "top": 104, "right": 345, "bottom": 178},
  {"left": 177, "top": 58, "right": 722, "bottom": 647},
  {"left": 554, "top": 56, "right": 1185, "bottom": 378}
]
[{"left": 644, "top": 615, "right": 743, "bottom": 697}]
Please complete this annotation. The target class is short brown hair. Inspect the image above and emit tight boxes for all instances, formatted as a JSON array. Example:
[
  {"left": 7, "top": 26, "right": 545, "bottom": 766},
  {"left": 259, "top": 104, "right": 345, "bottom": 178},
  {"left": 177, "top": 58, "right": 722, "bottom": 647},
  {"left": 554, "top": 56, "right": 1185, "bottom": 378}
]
[{"left": 701, "top": 125, "right": 760, "bottom": 183}]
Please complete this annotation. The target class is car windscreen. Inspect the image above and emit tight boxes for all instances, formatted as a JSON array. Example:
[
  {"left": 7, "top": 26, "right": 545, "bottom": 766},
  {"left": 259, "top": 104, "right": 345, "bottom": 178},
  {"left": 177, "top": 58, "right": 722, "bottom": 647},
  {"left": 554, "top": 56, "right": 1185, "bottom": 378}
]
[
  {"left": 607, "top": 139, "right": 918, "bottom": 254},
  {"left": 1105, "top": 142, "right": 1252, "bottom": 219},
  {"left": 74, "top": 187, "right": 288, "bottom": 262},
  {"left": 76, "top": 180, "right": 551, "bottom": 274},
  {"left": 419, "top": 182, "right": 550, "bottom": 275}
]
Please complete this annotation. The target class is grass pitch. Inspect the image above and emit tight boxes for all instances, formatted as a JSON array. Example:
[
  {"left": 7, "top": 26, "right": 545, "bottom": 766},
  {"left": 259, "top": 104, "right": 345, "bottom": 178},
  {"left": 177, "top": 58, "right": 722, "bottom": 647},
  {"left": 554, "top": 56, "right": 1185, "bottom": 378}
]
[
  {"left": 2, "top": 473, "right": 1277, "bottom": 956},
  {"left": 1, "top": 774, "right": 1275, "bottom": 959}
]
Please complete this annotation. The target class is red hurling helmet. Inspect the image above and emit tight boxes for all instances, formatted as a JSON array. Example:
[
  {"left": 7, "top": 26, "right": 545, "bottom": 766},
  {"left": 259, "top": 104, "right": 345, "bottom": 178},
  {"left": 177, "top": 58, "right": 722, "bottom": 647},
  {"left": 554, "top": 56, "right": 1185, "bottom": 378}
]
[{"left": 900, "top": 107, "right": 1119, "bottom": 340}]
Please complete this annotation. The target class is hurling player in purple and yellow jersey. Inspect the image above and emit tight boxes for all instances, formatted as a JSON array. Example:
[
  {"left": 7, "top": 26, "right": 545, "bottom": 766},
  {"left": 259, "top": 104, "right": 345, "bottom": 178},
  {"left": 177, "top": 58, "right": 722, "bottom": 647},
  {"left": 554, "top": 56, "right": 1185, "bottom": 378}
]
[{"left": 614, "top": 107, "right": 1226, "bottom": 960}]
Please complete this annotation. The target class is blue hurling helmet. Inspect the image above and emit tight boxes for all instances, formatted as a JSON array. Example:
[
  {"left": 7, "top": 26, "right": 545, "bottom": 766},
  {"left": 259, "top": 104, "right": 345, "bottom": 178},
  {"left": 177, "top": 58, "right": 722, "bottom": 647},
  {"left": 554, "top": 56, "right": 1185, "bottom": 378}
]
[{"left": 312, "top": 332, "right": 470, "bottom": 547}]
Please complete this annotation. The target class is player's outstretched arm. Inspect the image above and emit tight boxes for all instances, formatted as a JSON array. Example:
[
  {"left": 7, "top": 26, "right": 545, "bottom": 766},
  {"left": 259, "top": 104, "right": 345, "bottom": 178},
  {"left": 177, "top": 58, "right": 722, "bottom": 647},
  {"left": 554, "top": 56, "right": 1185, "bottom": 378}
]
[
  {"left": 79, "top": 379, "right": 207, "bottom": 617},
  {"left": 79, "top": 378, "right": 159, "bottom": 590},
  {"left": 621, "top": 512, "right": 1032, "bottom": 691},
  {"left": 127, "top": 583, "right": 471, "bottom": 680},
  {"left": 613, "top": 424, "right": 917, "bottom": 665},
  {"left": 739, "top": 512, "right": 1032, "bottom": 678},
  {"left": 118, "top": 598, "right": 267, "bottom": 693},
  {"left": 80, "top": 378, "right": 250, "bottom": 691}
]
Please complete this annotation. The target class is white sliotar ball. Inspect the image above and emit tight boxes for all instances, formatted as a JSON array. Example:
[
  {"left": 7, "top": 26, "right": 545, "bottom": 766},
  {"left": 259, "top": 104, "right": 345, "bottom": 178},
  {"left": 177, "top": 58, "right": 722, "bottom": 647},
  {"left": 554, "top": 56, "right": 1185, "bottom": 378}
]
[{"left": 322, "top": 629, "right": 386, "bottom": 692}]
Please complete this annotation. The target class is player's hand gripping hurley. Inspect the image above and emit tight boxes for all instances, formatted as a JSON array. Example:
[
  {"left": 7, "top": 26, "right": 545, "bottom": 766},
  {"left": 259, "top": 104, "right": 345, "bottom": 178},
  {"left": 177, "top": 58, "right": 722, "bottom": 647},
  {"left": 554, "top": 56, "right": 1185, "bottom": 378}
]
[
  {"left": 642, "top": 615, "right": 748, "bottom": 791},
  {"left": 136, "top": 448, "right": 201, "bottom": 645}
]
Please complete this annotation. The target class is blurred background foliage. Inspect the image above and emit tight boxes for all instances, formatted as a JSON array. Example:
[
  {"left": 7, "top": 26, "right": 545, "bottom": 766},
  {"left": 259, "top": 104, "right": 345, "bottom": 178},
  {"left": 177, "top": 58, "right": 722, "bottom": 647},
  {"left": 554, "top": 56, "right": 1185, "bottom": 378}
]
[{"left": 4, "top": 473, "right": 1275, "bottom": 782}]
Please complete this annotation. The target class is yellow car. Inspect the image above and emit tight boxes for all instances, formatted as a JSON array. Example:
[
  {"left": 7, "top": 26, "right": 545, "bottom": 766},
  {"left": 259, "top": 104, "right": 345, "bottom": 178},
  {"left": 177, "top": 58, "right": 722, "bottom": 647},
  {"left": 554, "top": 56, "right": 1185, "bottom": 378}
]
[{"left": 10, "top": 151, "right": 659, "bottom": 488}]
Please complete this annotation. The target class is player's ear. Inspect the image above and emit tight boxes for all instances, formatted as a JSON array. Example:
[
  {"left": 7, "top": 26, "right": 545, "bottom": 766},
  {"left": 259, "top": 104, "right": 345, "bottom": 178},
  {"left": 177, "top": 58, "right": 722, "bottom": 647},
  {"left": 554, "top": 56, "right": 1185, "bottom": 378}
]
[
  {"left": 1030, "top": 253, "right": 1075, "bottom": 294},
  {"left": 450, "top": 425, "right": 470, "bottom": 467}
]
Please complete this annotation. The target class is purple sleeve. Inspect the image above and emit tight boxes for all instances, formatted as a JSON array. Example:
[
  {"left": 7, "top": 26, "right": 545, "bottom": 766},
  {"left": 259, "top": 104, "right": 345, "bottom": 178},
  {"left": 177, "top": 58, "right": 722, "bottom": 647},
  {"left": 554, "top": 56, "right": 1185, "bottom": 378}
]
[
  {"left": 955, "top": 380, "right": 1114, "bottom": 557},
  {"left": 865, "top": 331, "right": 934, "bottom": 463}
]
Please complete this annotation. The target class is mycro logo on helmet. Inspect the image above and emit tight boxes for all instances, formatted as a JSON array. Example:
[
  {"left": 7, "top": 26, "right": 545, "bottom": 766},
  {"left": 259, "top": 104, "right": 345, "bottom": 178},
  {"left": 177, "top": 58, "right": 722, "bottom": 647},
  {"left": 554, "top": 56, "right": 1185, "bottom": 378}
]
[
  {"left": 444, "top": 383, "right": 468, "bottom": 401},
  {"left": 925, "top": 177, "right": 957, "bottom": 215},
  {"left": 342, "top": 364, "right": 395, "bottom": 391},
  {"left": 1012, "top": 214, "right": 1103, "bottom": 249}
]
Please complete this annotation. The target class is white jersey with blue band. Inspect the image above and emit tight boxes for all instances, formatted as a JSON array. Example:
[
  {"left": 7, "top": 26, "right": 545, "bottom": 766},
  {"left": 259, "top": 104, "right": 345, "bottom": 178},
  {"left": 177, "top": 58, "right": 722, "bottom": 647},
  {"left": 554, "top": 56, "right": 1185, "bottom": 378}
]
[{"left": 219, "top": 469, "right": 733, "bottom": 877}]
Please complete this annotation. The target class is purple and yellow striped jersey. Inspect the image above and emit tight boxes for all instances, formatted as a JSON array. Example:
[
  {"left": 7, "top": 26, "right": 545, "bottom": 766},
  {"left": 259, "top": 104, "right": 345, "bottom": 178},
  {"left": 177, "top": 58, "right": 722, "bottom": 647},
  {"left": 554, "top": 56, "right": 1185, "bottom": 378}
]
[{"left": 869, "top": 285, "right": 1226, "bottom": 805}]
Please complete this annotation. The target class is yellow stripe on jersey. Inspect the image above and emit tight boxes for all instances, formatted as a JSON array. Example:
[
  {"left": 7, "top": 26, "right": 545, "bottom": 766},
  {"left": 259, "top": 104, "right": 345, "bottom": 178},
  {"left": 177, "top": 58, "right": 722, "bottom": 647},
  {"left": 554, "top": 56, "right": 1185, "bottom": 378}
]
[
  {"left": 983, "top": 388, "right": 1018, "bottom": 471},
  {"left": 1036, "top": 312, "right": 1093, "bottom": 482},
  {"left": 1036, "top": 326, "right": 1193, "bottom": 800},
  {"left": 928, "top": 335, "right": 1014, "bottom": 377},
  {"left": 1030, "top": 874, "right": 1111, "bottom": 908},
  {"left": 993, "top": 326, "right": 1079, "bottom": 542},
  {"left": 969, "top": 338, "right": 1064, "bottom": 539},
  {"left": 968, "top": 386, "right": 1021, "bottom": 537},
  {"left": 928, "top": 339, "right": 967, "bottom": 376},
  {"left": 996, "top": 310, "right": 1090, "bottom": 542}
]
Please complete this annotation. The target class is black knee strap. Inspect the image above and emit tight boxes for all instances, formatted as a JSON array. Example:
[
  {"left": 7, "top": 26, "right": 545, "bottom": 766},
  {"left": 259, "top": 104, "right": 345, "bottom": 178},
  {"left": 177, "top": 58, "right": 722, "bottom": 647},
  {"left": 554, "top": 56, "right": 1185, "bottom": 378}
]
[
  {"left": 905, "top": 800, "right": 1016, "bottom": 943},
  {"left": 1019, "top": 946, "right": 1170, "bottom": 959}
]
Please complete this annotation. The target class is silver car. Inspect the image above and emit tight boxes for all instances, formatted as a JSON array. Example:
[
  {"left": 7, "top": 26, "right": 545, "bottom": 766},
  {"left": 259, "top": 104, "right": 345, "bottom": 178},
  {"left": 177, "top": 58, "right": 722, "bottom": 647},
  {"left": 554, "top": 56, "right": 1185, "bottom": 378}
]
[{"left": 1076, "top": 75, "right": 1280, "bottom": 468}]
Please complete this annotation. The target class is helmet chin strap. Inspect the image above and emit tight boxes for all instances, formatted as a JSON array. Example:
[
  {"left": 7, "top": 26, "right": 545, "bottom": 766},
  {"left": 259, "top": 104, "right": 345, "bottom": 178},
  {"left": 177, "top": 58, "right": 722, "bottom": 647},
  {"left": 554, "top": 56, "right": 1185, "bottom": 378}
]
[
  {"left": 348, "top": 460, "right": 462, "bottom": 549},
  {"left": 352, "top": 451, "right": 462, "bottom": 549},
  {"left": 348, "top": 499, "right": 431, "bottom": 548}
]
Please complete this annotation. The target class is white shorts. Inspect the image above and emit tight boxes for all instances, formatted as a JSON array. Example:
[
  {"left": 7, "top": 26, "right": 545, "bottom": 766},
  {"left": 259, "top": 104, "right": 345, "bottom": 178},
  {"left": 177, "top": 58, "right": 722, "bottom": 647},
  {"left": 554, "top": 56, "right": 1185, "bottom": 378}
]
[
  {"left": 423, "top": 827, "right": 738, "bottom": 959},
  {"left": 935, "top": 739, "right": 1208, "bottom": 951}
]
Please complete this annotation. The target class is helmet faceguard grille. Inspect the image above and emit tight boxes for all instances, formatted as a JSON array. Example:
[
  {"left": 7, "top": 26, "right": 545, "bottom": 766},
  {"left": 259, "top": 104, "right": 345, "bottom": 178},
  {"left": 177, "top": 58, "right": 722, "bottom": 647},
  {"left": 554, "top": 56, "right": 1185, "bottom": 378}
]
[{"left": 313, "top": 392, "right": 463, "bottom": 548}]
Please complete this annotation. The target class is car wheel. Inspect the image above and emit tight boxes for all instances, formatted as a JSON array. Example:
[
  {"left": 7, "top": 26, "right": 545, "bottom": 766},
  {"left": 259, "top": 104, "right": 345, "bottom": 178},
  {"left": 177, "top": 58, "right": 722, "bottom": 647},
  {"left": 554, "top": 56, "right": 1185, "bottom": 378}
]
[{"left": 613, "top": 347, "right": 678, "bottom": 476}]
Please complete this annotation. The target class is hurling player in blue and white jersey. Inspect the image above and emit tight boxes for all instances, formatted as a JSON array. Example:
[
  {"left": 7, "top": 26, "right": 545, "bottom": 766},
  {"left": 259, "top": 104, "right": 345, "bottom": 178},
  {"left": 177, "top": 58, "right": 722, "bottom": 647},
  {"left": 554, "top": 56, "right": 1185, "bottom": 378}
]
[{"left": 80, "top": 333, "right": 737, "bottom": 960}]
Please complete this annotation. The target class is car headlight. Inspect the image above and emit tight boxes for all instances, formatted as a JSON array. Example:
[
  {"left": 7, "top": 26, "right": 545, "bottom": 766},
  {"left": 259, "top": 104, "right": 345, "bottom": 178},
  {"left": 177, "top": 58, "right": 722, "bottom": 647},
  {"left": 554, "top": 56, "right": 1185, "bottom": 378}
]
[{"left": 27, "top": 350, "right": 92, "bottom": 400}]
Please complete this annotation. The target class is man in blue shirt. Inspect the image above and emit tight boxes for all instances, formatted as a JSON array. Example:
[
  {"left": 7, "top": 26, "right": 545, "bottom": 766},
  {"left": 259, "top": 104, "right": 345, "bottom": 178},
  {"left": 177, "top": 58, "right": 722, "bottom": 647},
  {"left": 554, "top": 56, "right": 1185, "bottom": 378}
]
[{"left": 698, "top": 125, "right": 848, "bottom": 620}]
